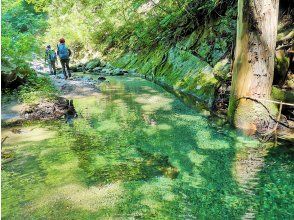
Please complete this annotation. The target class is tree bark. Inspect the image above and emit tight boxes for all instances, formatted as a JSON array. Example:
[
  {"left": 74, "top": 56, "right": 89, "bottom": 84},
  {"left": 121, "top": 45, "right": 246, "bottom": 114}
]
[{"left": 228, "top": 0, "right": 280, "bottom": 134}]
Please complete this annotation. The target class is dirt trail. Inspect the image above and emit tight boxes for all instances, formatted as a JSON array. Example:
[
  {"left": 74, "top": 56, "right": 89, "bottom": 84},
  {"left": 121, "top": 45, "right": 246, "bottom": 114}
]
[{"left": 50, "top": 74, "right": 103, "bottom": 99}]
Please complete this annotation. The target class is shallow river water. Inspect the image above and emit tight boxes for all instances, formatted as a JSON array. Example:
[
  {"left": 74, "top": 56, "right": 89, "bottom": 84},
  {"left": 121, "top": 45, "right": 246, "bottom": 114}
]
[{"left": 2, "top": 77, "right": 293, "bottom": 219}]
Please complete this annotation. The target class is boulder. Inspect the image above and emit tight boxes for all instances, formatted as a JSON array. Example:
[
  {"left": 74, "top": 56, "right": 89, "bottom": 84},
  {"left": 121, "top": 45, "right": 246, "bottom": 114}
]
[
  {"left": 85, "top": 58, "right": 101, "bottom": 70},
  {"left": 20, "top": 97, "right": 69, "bottom": 120},
  {"left": 98, "top": 76, "right": 106, "bottom": 81},
  {"left": 71, "top": 66, "right": 78, "bottom": 72},
  {"left": 101, "top": 68, "right": 112, "bottom": 75},
  {"left": 93, "top": 67, "right": 103, "bottom": 72},
  {"left": 100, "top": 60, "right": 106, "bottom": 67},
  {"left": 56, "top": 73, "right": 65, "bottom": 79},
  {"left": 112, "top": 68, "right": 124, "bottom": 76},
  {"left": 76, "top": 66, "right": 84, "bottom": 72},
  {"left": 213, "top": 58, "right": 231, "bottom": 81}
]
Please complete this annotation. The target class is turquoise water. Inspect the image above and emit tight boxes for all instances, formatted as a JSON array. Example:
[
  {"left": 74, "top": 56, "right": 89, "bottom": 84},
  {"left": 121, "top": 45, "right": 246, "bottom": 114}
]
[{"left": 2, "top": 77, "right": 293, "bottom": 219}]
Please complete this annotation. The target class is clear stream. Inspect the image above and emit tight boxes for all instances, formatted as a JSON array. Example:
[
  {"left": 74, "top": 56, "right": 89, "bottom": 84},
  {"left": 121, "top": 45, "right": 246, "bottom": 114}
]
[{"left": 2, "top": 76, "right": 293, "bottom": 219}]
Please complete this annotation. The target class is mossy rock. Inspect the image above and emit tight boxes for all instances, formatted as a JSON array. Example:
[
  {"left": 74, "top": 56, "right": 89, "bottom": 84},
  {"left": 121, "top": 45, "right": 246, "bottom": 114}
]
[
  {"left": 213, "top": 58, "right": 231, "bottom": 81},
  {"left": 114, "top": 47, "right": 218, "bottom": 107},
  {"left": 271, "top": 86, "right": 294, "bottom": 103},
  {"left": 274, "top": 50, "right": 290, "bottom": 85},
  {"left": 277, "top": 29, "right": 294, "bottom": 43},
  {"left": 85, "top": 58, "right": 101, "bottom": 70},
  {"left": 162, "top": 47, "right": 218, "bottom": 106}
]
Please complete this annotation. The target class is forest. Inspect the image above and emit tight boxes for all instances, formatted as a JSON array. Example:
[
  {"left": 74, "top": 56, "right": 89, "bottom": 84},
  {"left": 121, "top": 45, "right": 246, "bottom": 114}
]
[{"left": 1, "top": 0, "right": 294, "bottom": 219}]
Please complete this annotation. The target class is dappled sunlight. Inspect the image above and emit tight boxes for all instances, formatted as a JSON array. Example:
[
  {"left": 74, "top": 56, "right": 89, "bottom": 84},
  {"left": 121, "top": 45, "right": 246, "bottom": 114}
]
[
  {"left": 2, "top": 0, "right": 292, "bottom": 217},
  {"left": 134, "top": 177, "right": 177, "bottom": 212},
  {"left": 195, "top": 129, "right": 231, "bottom": 149},
  {"left": 95, "top": 120, "right": 121, "bottom": 132},
  {"left": 140, "top": 86, "right": 158, "bottom": 94},
  {"left": 1, "top": 126, "right": 57, "bottom": 145},
  {"left": 34, "top": 183, "right": 124, "bottom": 212},
  {"left": 135, "top": 94, "right": 173, "bottom": 112},
  {"left": 155, "top": 123, "right": 172, "bottom": 130},
  {"left": 2, "top": 76, "right": 293, "bottom": 219}
]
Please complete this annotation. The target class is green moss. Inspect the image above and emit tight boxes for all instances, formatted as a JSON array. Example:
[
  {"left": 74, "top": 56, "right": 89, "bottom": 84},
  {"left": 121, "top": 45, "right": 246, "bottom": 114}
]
[
  {"left": 271, "top": 86, "right": 294, "bottom": 103},
  {"left": 213, "top": 58, "right": 231, "bottom": 81},
  {"left": 85, "top": 58, "right": 101, "bottom": 70},
  {"left": 18, "top": 75, "right": 58, "bottom": 104},
  {"left": 2, "top": 77, "right": 292, "bottom": 219},
  {"left": 275, "top": 51, "right": 290, "bottom": 84},
  {"left": 113, "top": 47, "right": 218, "bottom": 107}
]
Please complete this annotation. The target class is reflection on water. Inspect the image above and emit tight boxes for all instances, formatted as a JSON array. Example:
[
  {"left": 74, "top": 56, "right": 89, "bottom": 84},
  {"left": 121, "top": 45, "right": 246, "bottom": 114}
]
[
  {"left": 1, "top": 77, "right": 293, "bottom": 219},
  {"left": 64, "top": 99, "right": 78, "bottom": 126}
]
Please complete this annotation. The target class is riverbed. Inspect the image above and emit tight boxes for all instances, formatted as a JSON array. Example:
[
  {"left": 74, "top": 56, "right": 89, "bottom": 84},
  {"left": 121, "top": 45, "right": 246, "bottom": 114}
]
[{"left": 2, "top": 76, "right": 293, "bottom": 219}]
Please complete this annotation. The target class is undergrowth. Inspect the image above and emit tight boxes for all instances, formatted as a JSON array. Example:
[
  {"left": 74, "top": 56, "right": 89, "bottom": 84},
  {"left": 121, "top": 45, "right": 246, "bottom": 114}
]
[
  {"left": 2, "top": 73, "right": 58, "bottom": 105},
  {"left": 18, "top": 74, "right": 58, "bottom": 104}
]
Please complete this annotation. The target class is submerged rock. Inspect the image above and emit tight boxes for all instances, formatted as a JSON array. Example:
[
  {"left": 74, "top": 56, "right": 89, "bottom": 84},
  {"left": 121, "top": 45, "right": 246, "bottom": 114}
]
[{"left": 98, "top": 76, "right": 106, "bottom": 81}]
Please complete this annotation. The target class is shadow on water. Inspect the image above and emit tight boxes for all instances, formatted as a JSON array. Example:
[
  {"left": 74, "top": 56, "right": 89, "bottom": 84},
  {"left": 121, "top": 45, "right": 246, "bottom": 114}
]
[
  {"left": 1, "top": 76, "right": 293, "bottom": 219},
  {"left": 253, "top": 141, "right": 294, "bottom": 218},
  {"left": 70, "top": 131, "right": 179, "bottom": 186},
  {"left": 64, "top": 77, "right": 249, "bottom": 218},
  {"left": 64, "top": 99, "right": 78, "bottom": 126}
]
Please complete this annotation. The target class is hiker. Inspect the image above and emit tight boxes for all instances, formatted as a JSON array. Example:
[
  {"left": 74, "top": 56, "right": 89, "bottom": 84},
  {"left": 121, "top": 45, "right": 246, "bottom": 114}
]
[
  {"left": 57, "top": 38, "right": 72, "bottom": 79},
  {"left": 45, "top": 45, "right": 57, "bottom": 75}
]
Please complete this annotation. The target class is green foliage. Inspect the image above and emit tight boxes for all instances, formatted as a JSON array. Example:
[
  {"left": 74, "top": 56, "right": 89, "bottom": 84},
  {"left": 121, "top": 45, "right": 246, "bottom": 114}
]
[
  {"left": 26, "top": 0, "right": 50, "bottom": 12},
  {"left": 37, "top": 0, "right": 236, "bottom": 62},
  {"left": 1, "top": 0, "right": 46, "bottom": 87},
  {"left": 18, "top": 75, "right": 57, "bottom": 104}
]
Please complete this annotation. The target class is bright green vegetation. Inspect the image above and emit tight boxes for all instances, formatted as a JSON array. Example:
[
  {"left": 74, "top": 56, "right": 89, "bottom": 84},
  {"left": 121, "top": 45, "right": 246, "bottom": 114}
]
[
  {"left": 1, "top": 0, "right": 46, "bottom": 88},
  {"left": 31, "top": 0, "right": 236, "bottom": 58},
  {"left": 2, "top": 74, "right": 57, "bottom": 108},
  {"left": 271, "top": 86, "right": 294, "bottom": 103},
  {"left": 254, "top": 145, "right": 294, "bottom": 218},
  {"left": 2, "top": 77, "right": 293, "bottom": 219},
  {"left": 17, "top": 75, "right": 58, "bottom": 104},
  {"left": 8, "top": 0, "right": 235, "bottom": 103},
  {"left": 114, "top": 47, "right": 219, "bottom": 107},
  {"left": 1, "top": 0, "right": 293, "bottom": 218}
]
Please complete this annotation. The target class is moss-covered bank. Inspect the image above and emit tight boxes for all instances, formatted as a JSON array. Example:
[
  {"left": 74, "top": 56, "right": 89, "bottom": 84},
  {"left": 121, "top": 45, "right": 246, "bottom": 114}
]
[
  {"left": 106, "top": 6, "right": 236, "bottom": 108},
  {"left": 113, "top": 47, "right": 219, "bottom": 107}
]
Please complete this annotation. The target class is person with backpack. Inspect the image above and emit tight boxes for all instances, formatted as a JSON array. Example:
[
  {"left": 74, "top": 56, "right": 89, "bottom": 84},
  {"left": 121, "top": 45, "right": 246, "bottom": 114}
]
[
  {"left": 45, "top": 45, "right": 57, "bottom": 75},
  {"left": 57, "top": 38, "right": 72, "bottom": 79}
]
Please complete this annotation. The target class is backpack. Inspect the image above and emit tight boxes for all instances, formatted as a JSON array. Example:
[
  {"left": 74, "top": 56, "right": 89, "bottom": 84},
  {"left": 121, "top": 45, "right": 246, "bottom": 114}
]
[
  {"left": 58, "top": 44, "right": 69, "bottom": 60},
  {"left": 49, "top": 50, "right": 57, "bottom": 61}
]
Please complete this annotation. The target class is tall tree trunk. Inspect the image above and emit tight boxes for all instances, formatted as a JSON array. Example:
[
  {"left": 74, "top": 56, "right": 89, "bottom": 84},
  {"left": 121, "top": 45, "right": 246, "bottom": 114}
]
[{"left": 228, "top": 0, "right": 279, "bottom": 134}]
